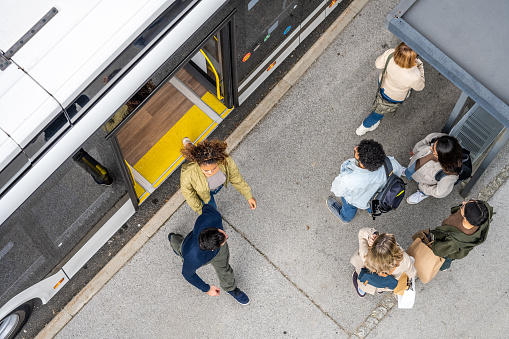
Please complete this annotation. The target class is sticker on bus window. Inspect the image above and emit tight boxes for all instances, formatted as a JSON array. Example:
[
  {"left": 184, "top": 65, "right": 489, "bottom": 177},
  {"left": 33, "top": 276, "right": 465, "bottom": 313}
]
[
  {"left": 242, "top": 53, "right": 251, "bottom": 62},
  {"left": 248, "top": 0, "right": 259, "bottom": 11},
  {"left": 267, "top": 61, "right": 277, "bottom": 72},
  {"left": 268, "top": 21, "right": 278, "bottom": 35}
]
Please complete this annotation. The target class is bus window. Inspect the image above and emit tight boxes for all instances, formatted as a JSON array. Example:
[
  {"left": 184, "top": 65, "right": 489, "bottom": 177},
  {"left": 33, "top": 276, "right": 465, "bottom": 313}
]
[
  {"left": 23, "top": 112, "right": 71, "bottom": 161},
  {"left": 64, "top": 0, "right": 199, "bottom": 123},
  {"left": 236, "top": 0, "right": 301, "bottom": 82},
  {"left": 0, "top": 133, "right": 127, "bottom": 307}
]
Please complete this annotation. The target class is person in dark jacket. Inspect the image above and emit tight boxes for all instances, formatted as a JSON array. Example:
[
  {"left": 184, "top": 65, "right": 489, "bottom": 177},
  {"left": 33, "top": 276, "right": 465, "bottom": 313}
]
[
  {"left": 430, "top": 199, "right": 492, "bottom": 270},
  {"left": 168, "top": 204, "right": 249, "bottom": 305}
]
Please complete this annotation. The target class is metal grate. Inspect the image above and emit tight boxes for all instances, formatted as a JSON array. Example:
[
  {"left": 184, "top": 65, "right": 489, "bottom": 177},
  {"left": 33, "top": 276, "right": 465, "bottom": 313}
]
[{"left": 450, "top": 103, "right": 504, "bottom": 163}]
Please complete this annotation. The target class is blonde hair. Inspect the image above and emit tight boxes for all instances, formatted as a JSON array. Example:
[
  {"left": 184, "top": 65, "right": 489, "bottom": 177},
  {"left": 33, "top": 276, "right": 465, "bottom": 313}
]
[
  {"left": 364, "top": 233, "right": 404, "bottom": 274},
  {"left": 393, "top": 42, "right": 417, "bottom": 69}
]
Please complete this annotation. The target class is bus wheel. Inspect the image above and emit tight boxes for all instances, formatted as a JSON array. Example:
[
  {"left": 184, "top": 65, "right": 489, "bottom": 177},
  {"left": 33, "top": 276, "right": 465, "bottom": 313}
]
[{"left": 0, "top": 301, "right": 34, "bottom": 339}]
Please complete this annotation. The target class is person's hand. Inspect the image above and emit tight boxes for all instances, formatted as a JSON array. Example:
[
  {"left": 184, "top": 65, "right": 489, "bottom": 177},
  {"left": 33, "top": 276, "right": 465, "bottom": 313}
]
[
  {"left": 247, "top": 197, "right": 257, "bottom": 210},
  {"left": 368, "top": 232, "right": 378, "bottom": 247},
  {"left": 206, "top": 285, "right": 221, "bottom": 296}
]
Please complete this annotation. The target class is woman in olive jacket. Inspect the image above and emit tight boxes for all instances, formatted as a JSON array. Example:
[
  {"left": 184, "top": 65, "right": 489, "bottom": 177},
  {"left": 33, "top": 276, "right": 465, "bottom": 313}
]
[
  {"left": 404, "top": 132, "right": 463, "bottom": 204},
  {"left": 180, "top": 138, "right": 256, "bottom": 214}
]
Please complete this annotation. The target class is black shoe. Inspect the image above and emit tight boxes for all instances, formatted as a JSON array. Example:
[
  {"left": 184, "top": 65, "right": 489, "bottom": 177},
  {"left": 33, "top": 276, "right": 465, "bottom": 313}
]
[
  {"left": 92, "top": 175, "right": 113, "bottom": 186},
  {"left": 227, "top": 288, "right": 250, "bottom": 305},
  {"left": 168, "top": 233, "right": 179, "bottom": 256},
  {"left": 352, "top": 271, "right": 365, "bottom": 297}
]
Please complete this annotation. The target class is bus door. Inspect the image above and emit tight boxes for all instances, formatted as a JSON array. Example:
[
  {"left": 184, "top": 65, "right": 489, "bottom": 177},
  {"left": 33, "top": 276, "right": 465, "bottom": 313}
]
[{"left": 112, "top": 20, "right": 236, "bottom": 204}]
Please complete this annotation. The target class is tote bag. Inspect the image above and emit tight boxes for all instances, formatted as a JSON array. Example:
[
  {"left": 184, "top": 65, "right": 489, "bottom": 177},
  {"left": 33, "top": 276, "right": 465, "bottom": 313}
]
[
  {"left": 406, "top": 238, "right": 444, "bottom": 283},
  {"left": 398, "top": 276, "right": 416, "bottom": 309}
]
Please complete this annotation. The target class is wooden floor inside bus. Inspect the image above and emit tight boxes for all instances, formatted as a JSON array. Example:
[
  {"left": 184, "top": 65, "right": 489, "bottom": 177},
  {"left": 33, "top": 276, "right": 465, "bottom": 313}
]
[
  {"left": 116, "top": 68, "right": 232, "bottom": 191},
  {"left": 116, "top": 69, "right": 208, "bottom": 165}
]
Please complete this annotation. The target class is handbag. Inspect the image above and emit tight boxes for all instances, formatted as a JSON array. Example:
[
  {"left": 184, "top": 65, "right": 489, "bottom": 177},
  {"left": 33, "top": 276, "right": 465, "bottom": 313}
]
[
  {"left": 398, "top": 276, "right": 416, "bottom": 309},
  {"left": 393, "top": 272, "right": 409, "bottom": 296},
  {"left": 358, "top": 267, "right": 398, "bottom": 289},
  {"left": 371, "top": 53, "right": 403, "bottom": 116},
  {"left": 406, "top": 237, "right": 444, "bottom": 283}
]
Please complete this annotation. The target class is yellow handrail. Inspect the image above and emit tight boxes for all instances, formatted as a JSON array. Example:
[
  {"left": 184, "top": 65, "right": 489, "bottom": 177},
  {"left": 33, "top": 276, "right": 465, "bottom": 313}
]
[{"left": 199, "top": 49, "right": 223, "bottom": 100}]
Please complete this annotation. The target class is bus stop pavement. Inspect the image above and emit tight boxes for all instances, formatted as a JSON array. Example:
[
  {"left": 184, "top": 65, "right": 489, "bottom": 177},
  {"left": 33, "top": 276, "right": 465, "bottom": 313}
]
[{"left": 50, "top": 0, "right": 509, "bottom": 337}]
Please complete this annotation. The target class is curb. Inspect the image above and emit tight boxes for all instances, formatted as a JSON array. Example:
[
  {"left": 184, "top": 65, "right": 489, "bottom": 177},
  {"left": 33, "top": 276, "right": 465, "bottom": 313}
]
[{"left": 35, "top": 1, "right": 370, "bottom": 337}]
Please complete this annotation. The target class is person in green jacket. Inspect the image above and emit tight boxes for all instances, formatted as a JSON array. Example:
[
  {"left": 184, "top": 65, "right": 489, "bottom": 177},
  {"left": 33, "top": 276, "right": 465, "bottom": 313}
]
[
  {"left": 430, "top": 199, "right": 492, "bottom": 271},
  {"left": 180, "top": 138, "right": 256, "bottom": 214}
]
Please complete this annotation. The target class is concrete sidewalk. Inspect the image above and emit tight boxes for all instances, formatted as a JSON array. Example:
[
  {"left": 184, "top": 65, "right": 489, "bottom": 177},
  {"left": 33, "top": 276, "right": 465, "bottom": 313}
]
[{"left": 46, "top": 0, "right": 509, "bottom": 337}]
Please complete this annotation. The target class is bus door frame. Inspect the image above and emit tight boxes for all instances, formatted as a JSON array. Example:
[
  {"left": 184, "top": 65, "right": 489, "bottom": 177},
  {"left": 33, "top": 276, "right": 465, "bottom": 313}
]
[{"left": 106, "top": 10, "right": 238, "bottom": 208}]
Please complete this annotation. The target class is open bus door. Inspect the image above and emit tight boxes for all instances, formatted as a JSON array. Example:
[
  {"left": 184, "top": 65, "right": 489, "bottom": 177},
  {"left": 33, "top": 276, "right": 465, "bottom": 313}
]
[{"left": 108, "top": 16, "right": 236, "bottom": 205}]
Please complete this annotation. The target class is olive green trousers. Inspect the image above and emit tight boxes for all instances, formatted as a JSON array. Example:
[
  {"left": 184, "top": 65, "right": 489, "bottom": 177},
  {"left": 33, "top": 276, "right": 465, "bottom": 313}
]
[{"left": 170, "top": 233, "right": 236, "bottom": 292}]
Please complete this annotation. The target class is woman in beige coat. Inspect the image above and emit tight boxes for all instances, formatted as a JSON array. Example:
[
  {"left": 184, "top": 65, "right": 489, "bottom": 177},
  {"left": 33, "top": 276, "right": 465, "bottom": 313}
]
[
  {"left": 403, "top": 132, "right": 463, "bottom": 204},
  {"left": 356, "top": 42, "right": 425, "bottom": 136},
  {"left": 350, "top": 228, "right": 416, "bottom": 296},
  {"left": 180, "top": 138, "right": 256, "bottom": 214}
]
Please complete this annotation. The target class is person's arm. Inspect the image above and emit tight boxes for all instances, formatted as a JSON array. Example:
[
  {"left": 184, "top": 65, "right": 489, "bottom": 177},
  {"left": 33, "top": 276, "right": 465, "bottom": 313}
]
[
  {"left": 330, "top": 159, "right": 353, "bottom": 197},
  {"left": 412, "top": 132, "right": 446, "bottom": 155},
  {"left": 430, "top": 235, "right": 460, "bottom": 258},
  {"left": 411, "top": 59, "right": 425, "bottom": 91},
  {"left": 180, "top": 167, "right": 204, "bottom": 214},
  {"left": 399, "top": 252, "right": 417, "bottom": 279},
  {"left": 358, "top": 227, "right": 377, "bottom": 258},
  {"left": 375, "top": 49, "right": 394, "bottom": 69},
  {"left": 418, "top": 175, "right": 456, "bottom": 198},
  {"left": 182, "top": 263, "right": 210, "bottom": 293},
  {"left": 330, "top": 174, "right": 347, "bottom": 198},
  {"left": 388, "top": 157, "right": 404, "bottom": 177},
  {"left": 225, "top": 157, "right": 255, "bottom": 208}
]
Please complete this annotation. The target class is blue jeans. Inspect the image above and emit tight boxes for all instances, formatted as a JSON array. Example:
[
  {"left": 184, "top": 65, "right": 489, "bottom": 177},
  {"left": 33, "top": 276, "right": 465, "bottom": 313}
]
[
  {"left": 203, "top": 184, "right": 223, "bottom": 210},
  {"left": 405, "top": 163, "right": 428, "bottom": 197},
  {"left": 340, "top": 197, "right": 358, "bottom": 222},
  {"left": 405, "top": 161, "right": 417, "bottom": 180},
  {"left": 440, "top": 257, "right": 454, "bottom": 271},
  {"left": 362, "top": 88, "right": 403, "bottom": 128}
]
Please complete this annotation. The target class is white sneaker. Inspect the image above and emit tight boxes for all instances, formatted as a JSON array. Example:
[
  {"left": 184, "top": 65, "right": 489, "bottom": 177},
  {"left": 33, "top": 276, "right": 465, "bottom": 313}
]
[
  {"left": 407, "top": 190, "right": 429, "bottom": 204},
  {"left": 355, "top": 121, "right": 380, "bottom": 136},
  {"left": 400, "top": 167, "right": 407, "bottom": 177},
  {"left": 182, "top": 137, "right": 192, "bottom": 147}
]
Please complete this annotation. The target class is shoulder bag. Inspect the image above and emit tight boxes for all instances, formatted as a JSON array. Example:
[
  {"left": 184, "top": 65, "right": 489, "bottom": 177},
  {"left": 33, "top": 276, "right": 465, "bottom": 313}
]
[{"left": 371, "top": 53, "right": 403, "bottom": 116}]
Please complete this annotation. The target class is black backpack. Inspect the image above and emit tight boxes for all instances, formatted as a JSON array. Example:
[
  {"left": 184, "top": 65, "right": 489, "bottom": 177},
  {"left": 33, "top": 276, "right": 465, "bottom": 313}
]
[
  {"left": 434, "top": 148, "right": 472, "bottom": 185},
  {"left": 369, "top": 158, "right": 406, "bottom": 220}
]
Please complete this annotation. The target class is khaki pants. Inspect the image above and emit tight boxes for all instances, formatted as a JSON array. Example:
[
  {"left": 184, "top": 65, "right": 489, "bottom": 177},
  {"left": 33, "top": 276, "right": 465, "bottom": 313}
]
[{"left": 170, "top": 234, "right": 236, "bottom": 292}]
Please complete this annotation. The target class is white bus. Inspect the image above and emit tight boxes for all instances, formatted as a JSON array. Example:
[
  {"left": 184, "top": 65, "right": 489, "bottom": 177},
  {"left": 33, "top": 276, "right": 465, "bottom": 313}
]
[{"left": 0, "top": 0, "right": 345, "bottom": 337}]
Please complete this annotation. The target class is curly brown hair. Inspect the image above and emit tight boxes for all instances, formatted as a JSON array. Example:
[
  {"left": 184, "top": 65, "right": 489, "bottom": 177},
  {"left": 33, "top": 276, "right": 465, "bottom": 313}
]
[
  {"left": 364, "top": 233, "right": 404, "bottom": 274},
  {"left": 181, "top": 139, "right": 228, "bottom": 166}
]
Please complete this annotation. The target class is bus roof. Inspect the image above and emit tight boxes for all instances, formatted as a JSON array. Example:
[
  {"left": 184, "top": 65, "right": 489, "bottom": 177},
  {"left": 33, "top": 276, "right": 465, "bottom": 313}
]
[
  {"left": 0, "top": 0, "right": 227, "bottom": 225},
  {"left": 0, "top": 0, "right": 171, "bottom": 167}
]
